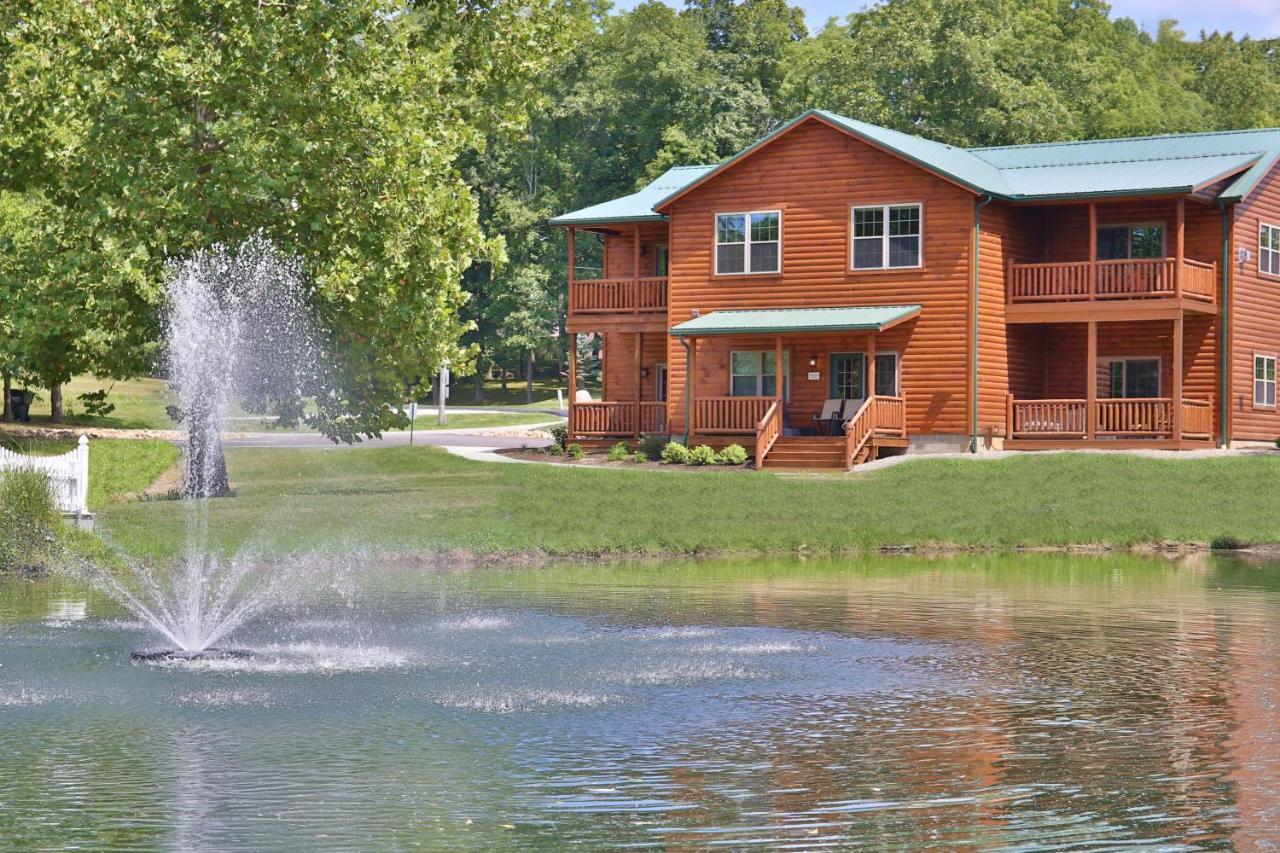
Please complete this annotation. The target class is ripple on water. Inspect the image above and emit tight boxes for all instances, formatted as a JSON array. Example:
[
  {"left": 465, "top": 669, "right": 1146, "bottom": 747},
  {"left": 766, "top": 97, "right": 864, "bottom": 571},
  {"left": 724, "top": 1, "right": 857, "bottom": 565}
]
[
  {"left": 0, "top": 685, "right": 65, "bottom": 707},
  {"left": 434, "top": 615, "right": 513, "bottom": 631},
  {"left": 432, "top": 688, "right": 616, "bottom": 714},
  {"left": 604, "top": 659, "right": 767, "bottom": 686},
  {"left": 171, "top": 688, "right": 277, "bottom": 709}
]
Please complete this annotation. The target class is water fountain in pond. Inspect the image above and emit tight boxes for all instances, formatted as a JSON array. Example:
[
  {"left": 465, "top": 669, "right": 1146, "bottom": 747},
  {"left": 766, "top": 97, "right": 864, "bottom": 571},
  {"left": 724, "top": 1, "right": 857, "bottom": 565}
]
[{"left": 76, "top": 236, "right": 329, "bottom": 660}]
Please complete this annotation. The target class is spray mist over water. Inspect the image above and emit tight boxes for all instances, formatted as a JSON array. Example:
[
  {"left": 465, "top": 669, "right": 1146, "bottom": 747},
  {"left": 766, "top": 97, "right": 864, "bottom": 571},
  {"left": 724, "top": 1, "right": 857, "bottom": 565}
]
[{"left": 76, "top": 236, "right": 331, "bottom": 654}]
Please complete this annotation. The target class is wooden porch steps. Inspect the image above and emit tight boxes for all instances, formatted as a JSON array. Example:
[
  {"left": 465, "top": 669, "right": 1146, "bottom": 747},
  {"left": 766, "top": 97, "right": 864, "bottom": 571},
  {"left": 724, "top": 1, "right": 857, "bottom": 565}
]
[{"left": 760, "top": 436, "right": 849, "bottom": 470}]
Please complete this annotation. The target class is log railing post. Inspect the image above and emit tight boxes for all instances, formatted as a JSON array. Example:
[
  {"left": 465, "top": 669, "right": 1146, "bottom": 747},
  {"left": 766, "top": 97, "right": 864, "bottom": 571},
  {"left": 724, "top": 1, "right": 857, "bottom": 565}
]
[
  {"left": 1086, "top": 320, "right": 1097, "bottom": 440},
  {"left": 1005, "top": 393, "right": 1014, "bottom": 439},
  {"left": 1087, "top": 202, "right": 1097, "bottom": 300}
]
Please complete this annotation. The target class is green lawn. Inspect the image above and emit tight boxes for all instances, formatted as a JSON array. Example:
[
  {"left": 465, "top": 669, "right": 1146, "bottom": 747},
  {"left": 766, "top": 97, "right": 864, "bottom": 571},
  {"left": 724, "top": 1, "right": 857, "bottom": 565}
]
[
  {"left": 94, "top": 446, "right": 1280, "bottom": 560},
  {"left": 0, "top": 435, "right": 178, "bottom": 509},
  {"left": 11, "top": 376, "right": 175, "bottom": 430},
  {"left": 447, "top": 375, "right": 597, "bottom": 409}
]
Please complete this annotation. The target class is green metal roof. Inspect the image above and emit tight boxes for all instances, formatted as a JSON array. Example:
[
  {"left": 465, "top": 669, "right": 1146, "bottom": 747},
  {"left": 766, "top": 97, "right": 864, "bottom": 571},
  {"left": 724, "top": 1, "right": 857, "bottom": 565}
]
[
  {"left": 548, "top": 165, "right": 716, "bottom": 226},
  {"left": 669, "top": 305, "right": 922, "bottom": 337},
  {"left": 552, "top": 112, "right": 1280, "bottom": 225}
]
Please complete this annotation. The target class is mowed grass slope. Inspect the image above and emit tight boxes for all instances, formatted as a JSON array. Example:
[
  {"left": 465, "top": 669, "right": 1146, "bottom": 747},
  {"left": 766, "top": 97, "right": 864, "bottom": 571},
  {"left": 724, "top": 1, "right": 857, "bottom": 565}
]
[
  {"left": 95, "top": 446, "right": 1280, "bottom": 559},
  {"left": 0, "top": 436, "right": 178, "bottom": 509}
]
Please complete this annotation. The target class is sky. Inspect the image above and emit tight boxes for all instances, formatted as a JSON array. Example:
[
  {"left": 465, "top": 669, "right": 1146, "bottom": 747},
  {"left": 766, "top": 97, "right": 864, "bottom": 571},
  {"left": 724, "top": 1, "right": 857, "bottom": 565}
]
[{"left": 615, "top": 0, "right": 1280, "bottom": 39}]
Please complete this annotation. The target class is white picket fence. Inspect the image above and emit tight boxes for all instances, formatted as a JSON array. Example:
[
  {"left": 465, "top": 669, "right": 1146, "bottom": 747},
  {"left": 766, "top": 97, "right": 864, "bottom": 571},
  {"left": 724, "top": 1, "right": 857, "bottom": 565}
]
[{"left": 0, "top": 435, "right": 90, "bottom": 516}]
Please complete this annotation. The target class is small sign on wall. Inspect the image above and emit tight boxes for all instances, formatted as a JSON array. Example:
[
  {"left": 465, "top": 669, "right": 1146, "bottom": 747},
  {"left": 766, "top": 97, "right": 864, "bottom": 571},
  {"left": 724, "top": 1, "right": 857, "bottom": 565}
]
[{"left": 807, "top": 371, "right": 821, "bottom": 381}]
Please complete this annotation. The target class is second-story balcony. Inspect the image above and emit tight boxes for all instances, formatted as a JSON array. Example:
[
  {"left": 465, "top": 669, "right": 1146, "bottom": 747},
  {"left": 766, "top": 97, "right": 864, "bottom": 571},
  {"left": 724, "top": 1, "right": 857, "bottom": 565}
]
[
  {"left": 568, "top": 276, "right": 667, "bottom": 319},
  {"left": 1008, "top": 257, "right": 1217, "bottom": 305}
]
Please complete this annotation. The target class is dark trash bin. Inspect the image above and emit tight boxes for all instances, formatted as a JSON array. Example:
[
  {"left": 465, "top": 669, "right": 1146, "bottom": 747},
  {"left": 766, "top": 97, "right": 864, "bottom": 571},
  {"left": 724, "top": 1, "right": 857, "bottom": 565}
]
[{"left": 8, "top": 389, "right": 31, "bottom": 422}]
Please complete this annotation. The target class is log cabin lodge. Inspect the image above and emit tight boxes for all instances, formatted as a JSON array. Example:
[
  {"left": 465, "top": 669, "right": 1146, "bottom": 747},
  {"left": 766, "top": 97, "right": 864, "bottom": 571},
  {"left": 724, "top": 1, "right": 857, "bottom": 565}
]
[{"left": 550, "top": 109, "right": 1280, "bottom": 469}]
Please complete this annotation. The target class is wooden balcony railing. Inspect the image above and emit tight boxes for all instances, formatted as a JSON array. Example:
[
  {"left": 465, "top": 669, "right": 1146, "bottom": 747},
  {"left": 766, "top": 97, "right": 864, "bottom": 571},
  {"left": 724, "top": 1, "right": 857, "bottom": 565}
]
[
  {"left": 692, "top": 396, "right": 773, "bottom": 435},
  {"left": 844, "top": 397, "right": 875, "bottom": 469},
  {"left": 570, "top": 401, "right": 667, "bottom": 438},
  {"left": 569, "top": 277, "right": 667, "bottom": 315},
  {"left": 871, "top": 396, "right": 906, "bottom": 437},
  {"left": 1008, "top": 258, "right": 1216, "bottom": 304},
  {"left": 1007, "top": 396, "right": 1212, "bottom": 441}
]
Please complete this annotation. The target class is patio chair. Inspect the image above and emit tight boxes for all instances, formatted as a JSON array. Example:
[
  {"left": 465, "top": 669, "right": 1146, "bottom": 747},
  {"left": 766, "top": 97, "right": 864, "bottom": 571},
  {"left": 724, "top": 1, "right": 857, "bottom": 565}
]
[{"left": 811, "top": 399, "right": 844, "bottom": 435}]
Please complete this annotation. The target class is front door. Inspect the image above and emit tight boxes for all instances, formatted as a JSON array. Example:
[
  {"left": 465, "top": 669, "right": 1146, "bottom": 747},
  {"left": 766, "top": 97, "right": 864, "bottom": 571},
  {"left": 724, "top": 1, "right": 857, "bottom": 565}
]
[{"left": 829, "top": 353, "right": 865, "bottom": 399}]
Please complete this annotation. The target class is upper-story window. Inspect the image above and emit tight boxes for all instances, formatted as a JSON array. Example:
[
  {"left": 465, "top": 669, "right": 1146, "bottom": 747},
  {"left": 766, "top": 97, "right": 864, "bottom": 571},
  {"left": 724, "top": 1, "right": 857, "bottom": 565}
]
[
  {"left": 1260, "top": 223, "right": 1280, "bottom": 276},
  {"left": 852, "top": 204, "right": 921, "bottom": 270},
  {"left": 715, "top": 211, "right": 781, "bottom": 275},
  {"left": 1097, "top": 224, "right": 1164, "bottom": 260}
]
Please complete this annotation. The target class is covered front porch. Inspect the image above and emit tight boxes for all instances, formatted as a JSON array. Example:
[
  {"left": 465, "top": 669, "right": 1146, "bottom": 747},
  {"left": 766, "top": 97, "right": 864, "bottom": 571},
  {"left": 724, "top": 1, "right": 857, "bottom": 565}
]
[
  {"left": 671, "top": 306, "right": 917, "bottom": 469},
  {"left": 1004, "top": 315, "right": 1216, "bottom": 450}
]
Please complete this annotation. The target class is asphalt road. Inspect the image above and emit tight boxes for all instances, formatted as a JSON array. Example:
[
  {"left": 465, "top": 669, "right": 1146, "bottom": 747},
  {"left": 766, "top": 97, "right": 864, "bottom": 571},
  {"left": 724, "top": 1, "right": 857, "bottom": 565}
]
[{"left": 222, "top": 430, "right": 550, "bottom": 450}]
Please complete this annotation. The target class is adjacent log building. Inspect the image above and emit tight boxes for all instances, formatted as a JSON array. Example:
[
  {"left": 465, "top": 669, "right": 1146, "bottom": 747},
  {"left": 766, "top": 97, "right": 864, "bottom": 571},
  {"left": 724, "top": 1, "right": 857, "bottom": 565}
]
[{"left": 551, "top": 110, "right": 1280, "bottom": 469}]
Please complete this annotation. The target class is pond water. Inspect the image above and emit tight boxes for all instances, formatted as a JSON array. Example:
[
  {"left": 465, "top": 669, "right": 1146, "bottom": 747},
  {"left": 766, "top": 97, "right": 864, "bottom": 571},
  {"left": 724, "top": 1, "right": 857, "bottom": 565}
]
[{"left": 2, "top": 553, "right": 1279, "bottom": 849}]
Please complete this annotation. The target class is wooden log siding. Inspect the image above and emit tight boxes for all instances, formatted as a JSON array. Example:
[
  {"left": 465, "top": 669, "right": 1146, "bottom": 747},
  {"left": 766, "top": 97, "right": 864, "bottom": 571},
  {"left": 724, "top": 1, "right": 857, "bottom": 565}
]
[
  {"left": 1231, "top": 158, "right": 1280, "bottom": 440},
  {"left": 661, "top": 118, "right": 973, "bottom": 437}
]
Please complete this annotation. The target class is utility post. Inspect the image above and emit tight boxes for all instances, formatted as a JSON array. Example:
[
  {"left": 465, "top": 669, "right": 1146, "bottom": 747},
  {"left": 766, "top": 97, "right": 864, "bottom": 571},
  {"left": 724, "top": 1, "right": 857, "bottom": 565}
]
[{"left": 437, "top": 363, "right": 450, "bottom": 427}]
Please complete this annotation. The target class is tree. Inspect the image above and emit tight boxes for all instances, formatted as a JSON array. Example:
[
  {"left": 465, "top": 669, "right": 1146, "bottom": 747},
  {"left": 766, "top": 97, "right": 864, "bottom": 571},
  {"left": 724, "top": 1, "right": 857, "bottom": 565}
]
[{"left": 0, "top": 0, "right": 568, "bottom": 435}]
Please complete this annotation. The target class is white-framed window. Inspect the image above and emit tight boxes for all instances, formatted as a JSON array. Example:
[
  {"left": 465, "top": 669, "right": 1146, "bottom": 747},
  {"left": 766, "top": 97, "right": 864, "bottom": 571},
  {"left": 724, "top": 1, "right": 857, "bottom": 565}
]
[
  {"left": 1096, "top": 223, "right": 1165, "bottom": 260},
  {"left": 730, "top": 350, "right": 790, "bottom": 398},
  {"left": 654, "top": 363, "right": 667, "bottom": 402},
  {"left": 653, "top": 243, "right": 669, "bottom": 276},
  {"left": 1255, "top": 354, "right": 1276, "bottom": 407},
  {"left": 715, "top": 211, "right": 780, "bottom": 275},
  {"left": 1260, "top": 223, "right": 1280, "bottom": 276},
  {"left": 852, "top": 204, "right": 922, "bottom": 269},
  {"left": 874, "top": 352, "right": 899, "bottom": 396}
]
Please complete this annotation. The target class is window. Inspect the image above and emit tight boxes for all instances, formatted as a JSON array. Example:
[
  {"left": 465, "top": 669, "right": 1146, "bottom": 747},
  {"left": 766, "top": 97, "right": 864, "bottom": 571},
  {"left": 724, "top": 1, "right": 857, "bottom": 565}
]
[
  {"left": 655, "top": 363, "right": 667, "bottom": 402},
  {"left": 829, "top": 352, "right": 899, "bottom": 398},
  {"left": 1102, "top": 358, "right": 1161, "bottom": 398},
  {"left": 1255, "top": 355, "right": 1276, "bottom": 407},
  {"left": 715, "top": 211, "right": 780, "bottom": 275},
  {"left": 730, "top": 351, "right": 789, "bottom": 398},
  {"left": 653, "top": 243, "right": 669, "bottom": 277},
  {"left": 874, "top": 352, "right": 899, "bottom": 396},
  {"left": 1096, "top": 224, "right": 1165, "bottom": 260},
  {"left": 852, "top": 204, "right": 922, "bottom": 269},
  {"left": 1260, "top": 224, "right": 1280, "bottom": 276}
]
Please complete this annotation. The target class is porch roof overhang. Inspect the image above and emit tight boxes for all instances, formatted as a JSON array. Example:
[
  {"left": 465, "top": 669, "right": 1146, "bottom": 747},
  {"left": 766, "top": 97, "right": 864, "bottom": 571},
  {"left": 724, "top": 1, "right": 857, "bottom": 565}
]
[{"left": 669, "top": 305, "right": 921, "bottom": 337}]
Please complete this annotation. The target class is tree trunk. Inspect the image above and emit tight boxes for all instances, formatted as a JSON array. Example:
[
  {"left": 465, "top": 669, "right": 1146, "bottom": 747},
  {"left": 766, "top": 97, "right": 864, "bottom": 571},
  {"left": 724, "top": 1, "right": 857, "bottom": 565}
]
[
  {"left": 50, "top": 383, "right": 64, "bottom": 424},
  {"left": 526, "top": 350, "right": 534, "bottom": 404},
  {"left": 500, "top": 365, "right": 508, "bottom": 393},
  {"left": 473, "top": 357, "right": 485, "bottom": 403},
  {"left": 184, "top": 400, "right": 231, "bottom": 498},
  {"left": 2, "top": 374, "right": 11, "bottom": 422}
]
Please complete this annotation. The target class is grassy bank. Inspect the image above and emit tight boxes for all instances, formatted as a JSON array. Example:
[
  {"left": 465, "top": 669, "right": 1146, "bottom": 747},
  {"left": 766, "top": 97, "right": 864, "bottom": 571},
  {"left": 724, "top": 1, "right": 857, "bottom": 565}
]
[
  {"left": 94, "top": 445, "right": 1280, "bottom": 560},
  {"left": 0, "top": 436, "right": 178, "bottom": 510}
]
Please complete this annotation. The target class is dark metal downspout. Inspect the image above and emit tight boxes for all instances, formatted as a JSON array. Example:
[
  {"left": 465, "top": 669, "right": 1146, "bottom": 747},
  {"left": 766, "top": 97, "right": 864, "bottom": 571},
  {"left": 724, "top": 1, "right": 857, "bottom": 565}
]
[
  {"left": 1217, "top": 199, "right": 1233, "bottom": 448},
  {"left": 678, "top": 336, "right": 692, "bottom": 445},
  {"left": 971, "top": 194, "right": 993, "bottom": 453}
]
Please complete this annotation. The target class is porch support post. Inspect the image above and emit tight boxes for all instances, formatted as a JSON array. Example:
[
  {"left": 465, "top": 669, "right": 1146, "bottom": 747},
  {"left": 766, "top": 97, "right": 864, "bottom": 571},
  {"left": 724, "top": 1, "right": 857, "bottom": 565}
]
[
  {"left": 1087, "top": 202, "right": 1097, "bottom": 299},
  {"left": 567, "top": 330, "right": 577, "bottom": 439},
  {"left": 687, "top": 336, "right": 697, "bottom": 441},
  {"left": 774, "top": 335, "right": 783, "bottom": 403},
  {"left": 1172, "top": 314, "right": 1184, "bottom": 441},
  {"left": 1086, "top": 320, "right": 1097, "bottom": 440},
  {"left": 633, "top": 224, "right": 642, "bottom": 314},
  {"left": 866, "top": 331, "right": 877, "bottom": 399},
  {"left": 634, "top": 331, "right": 642, "bottom": 438},
  {"left": 1174, "top": 197, "right": 1185, "bottom": 300},
  {"left": 567, "top": 227, "right": 576, "bottom": 304}
]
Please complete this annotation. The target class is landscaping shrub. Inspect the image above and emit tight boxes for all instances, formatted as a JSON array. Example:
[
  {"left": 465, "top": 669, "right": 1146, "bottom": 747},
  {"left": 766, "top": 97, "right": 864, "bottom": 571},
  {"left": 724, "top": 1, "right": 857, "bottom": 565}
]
[
  {"left": 660, "top": 441, "right": 690, "bottom": 464},
  {"left": 607, "top": 442, "right": 630, "bottom": 462},
  {"left": 687, "top": 445, "right": 718, "bottom": 466},
  {"left": 549, "top": 424, "right": 569, "bottom": 449},
  {"left": 0, "top": 468, "right": 61, "bottom": 572},
  {"left": 718, "top": 444, "right": 748, "bottom": 466},
  {"left": 639, "top": 433, "right": 667, "bottom": 461},
  {"left": 1210, "top": 535, "right": 1250, "bottom": 550},
  {"left": 547, "top": 444, "right": 564, "bottom": 456},
  {"left": 629, "top": 452, "right": 647, "bottom": 464},
  {"left": 565, "top": 443, "right": 585, "bottom": 460}
]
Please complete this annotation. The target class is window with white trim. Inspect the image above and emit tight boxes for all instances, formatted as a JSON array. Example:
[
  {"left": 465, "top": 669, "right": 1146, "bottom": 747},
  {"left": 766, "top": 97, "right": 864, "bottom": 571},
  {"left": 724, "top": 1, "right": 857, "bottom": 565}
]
[
  {"left": 852, "top": 204, "right": 921, "bottom": 269},
  {"left": 1261, "top": 223, "right": 1280, "bottom": 276},
  {"left": 654, "top": 363, "right": 668, "bottom": 402},
  {"left": 715, "top": 211, "right": 780, "bottom": 274},
  {"left": 1255, "top": 354, "right": 1276, "bottom": 407},
  {"left": 730, "top": 351, "right": 790, "bottom": 398},
  {"left": 874, "top": 352, "right": 899, "bottom": 396}
]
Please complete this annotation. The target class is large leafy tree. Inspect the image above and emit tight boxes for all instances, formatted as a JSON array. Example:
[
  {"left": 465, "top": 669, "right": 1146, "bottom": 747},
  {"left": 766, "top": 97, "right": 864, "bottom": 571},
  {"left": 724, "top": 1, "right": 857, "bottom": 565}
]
[{"left": 0, "top": 0, "right": 566, "bottom": 433}]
